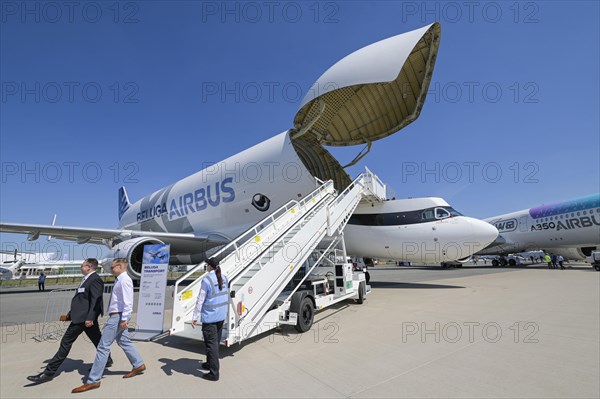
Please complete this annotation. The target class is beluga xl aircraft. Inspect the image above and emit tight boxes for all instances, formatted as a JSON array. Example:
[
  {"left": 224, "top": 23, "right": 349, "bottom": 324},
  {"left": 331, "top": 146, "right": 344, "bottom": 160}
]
[{"left": 1, "top": 23, "right": 498, "bottom": 278}]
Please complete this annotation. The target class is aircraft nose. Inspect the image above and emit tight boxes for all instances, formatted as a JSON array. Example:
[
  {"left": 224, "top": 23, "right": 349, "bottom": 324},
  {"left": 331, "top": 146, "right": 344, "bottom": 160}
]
[{"left": 467, "top": 217, "right": 499, "bottom": 250}]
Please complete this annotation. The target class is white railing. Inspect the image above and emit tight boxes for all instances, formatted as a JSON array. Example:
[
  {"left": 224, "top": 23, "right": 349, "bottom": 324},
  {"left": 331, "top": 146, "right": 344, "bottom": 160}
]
[
  {"left": 171, "top": 168, "right": 388, "bottom": 341},
  {"left": 233, "top": 201, "right": 334, "bottom": 343},
  {"left": 171, "top": 180, "right": 335, "bottom": 334},
  {"left": 361, "top": 166, "right": 387, "bottom": 200}
]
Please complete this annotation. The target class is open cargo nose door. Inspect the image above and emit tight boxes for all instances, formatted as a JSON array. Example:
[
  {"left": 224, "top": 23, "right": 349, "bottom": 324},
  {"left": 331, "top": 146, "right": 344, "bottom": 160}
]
[{"left": 289, "top": 23, "right": 441, "bottom": 190}]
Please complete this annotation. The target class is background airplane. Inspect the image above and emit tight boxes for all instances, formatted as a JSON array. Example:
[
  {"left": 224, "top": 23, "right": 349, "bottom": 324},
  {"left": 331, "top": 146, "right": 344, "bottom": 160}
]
[
  {"left": 477, "top": 193, "right": 600, "bottom": 268},
  {"left": 0, "top": 250, "right": 25, "bottom": 280},
  {"left": 345, "top": 197, "right": 497, "bottom": 265}
]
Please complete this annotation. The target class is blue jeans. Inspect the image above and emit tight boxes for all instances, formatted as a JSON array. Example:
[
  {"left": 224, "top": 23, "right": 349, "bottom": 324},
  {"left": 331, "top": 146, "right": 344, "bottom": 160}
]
[{"left": 87, "top": 314, "right": 144, "bottom": 384}]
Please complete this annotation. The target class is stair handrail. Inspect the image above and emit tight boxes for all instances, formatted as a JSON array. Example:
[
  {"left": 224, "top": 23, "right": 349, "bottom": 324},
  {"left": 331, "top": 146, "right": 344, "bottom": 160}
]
[
  {"left": 171, "top": 180, "right": 335, "bottom": 333},
  {"left": 235, "top": 201, "right": 335, "bottom": 340},
  {"left": 227, "top": 190, "right": 333, "bottom": 292},
  {"left": 174, "top": 180, "right": 335, "bottom": 293}
]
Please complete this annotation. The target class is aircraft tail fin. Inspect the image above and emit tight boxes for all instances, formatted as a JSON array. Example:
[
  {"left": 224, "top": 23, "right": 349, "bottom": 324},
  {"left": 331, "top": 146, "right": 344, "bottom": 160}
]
[{"left": 118, "top": 187, "right": 132, "bottom": 221}]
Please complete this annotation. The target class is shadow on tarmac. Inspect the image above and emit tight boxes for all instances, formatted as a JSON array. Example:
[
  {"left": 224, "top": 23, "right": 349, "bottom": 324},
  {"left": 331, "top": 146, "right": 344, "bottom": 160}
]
[
  {"left": 387, "top": 264, "right": 596, "bottom": 272},
  {"left": 23, "top": 357, "right": 128, "bottom": 388},
  {"left": 158, "top": 357, "right": 204, "bottom": 378},
  {"left": 154, "top": 300, "right": 362, "bottom": 359}
]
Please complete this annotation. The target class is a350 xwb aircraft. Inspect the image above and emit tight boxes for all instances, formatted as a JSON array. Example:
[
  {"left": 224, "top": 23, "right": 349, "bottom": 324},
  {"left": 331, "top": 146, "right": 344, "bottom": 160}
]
[
  {"left": 0, "top": 23, "right": 498, "bottom": 278},
  {"left": 476, "top": 193, "right": 600, "bottom": 269}
]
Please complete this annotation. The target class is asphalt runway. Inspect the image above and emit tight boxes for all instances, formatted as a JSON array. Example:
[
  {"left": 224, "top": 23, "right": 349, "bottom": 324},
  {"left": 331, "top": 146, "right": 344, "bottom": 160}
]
[
  {"left": 1, "top": 262, "right": 597, "bottom": 398},
  {"left": 0, "top": 262, "right": 583, "bottom": 326}
]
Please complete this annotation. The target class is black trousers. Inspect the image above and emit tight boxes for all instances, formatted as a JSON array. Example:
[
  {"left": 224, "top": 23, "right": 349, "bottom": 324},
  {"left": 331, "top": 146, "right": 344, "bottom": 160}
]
[
  {"left": 202, "top": 321, "right": 224, "bottom": 378},
  {"left": 38, "top": 283, "right": 45, "bottom": 291},
  {"left": 45, "top": 321, "right": 111, "bottom": 375}
]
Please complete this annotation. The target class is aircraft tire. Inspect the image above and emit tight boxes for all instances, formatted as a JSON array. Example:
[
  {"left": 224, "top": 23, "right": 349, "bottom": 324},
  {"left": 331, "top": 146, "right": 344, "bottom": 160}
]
[
  {"left": 492, "top": 259, "right": 499, "bottom": 267},
  {"left": 594, "top": 265, "right": 600, "bottom": 271},
  {"left": 508, "top": 259, "right": 517, "bottom": 267},
  {"left": 294, "top": 297, "right": 314, "bottom": 333}
]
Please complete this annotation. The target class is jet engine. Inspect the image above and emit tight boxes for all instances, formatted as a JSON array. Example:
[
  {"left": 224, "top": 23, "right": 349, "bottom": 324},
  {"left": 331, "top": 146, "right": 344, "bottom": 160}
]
[
  {"left": 543, "top": 246, "right": 598, "bottom": 261},
  {"left": 108, "top": 237, "right": 165, "bottom": 279}
]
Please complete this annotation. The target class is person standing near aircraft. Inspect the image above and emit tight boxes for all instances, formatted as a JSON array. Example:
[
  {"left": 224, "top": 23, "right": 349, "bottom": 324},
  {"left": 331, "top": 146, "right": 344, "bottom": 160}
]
[
  {"left": 544, "top": 254, "right": 552, "bottom": 269},
  {"left": 27, "top": 259, "right": 112, "bottom": 384},
  {"left": 558, "top": 255, "right": 565, "bottom": 270},
  {"left": 192, "top": 257, "right": 229, "bottom": 382},
  {"left": 72, "top": 258, "right": 145, "bottom": 393},
  {"left": 38, "top": 272, "right": 46, "bottom": 291}
]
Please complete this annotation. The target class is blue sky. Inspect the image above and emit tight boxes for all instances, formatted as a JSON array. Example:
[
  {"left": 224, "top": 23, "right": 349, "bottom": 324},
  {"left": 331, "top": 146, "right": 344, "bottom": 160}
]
[{"left": 1, "top": 1, "right": 599, "bottom": 259}]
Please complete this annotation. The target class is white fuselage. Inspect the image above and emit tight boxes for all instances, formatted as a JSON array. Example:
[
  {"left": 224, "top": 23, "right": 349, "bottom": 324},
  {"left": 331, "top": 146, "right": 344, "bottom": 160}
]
[
  {"left": 119, "top": 132, "right": 317, "bottom": 258},
  {"left": 478, "top": 194, "right": 600, "bottom": 258},
  {"left": 345, "top": 198, "right": 498, "bottom": 263}
]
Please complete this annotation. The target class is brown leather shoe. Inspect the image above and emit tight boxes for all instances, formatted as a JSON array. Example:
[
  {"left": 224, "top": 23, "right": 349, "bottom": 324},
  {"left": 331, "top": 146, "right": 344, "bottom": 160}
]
[
  {"left": 122, "top": 364, "right": 146, "bottom": 379},
  {"left": 71, "top": 382, "right": 100, "bottom": 393}
]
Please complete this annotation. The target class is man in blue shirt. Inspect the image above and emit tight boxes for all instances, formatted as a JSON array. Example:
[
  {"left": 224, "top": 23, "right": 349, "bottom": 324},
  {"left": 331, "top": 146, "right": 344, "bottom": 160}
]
[
  {"left": 38, "top": 272, "right": 46, "bottom": 291},
  {"left": 72, "top": 258, "right": 145, "bottom": 393}
]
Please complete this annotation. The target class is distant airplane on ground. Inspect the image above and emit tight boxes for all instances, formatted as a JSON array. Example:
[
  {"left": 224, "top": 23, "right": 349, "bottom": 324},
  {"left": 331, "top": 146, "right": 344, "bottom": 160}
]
[
  {"left": 1, "top": 23, "right": 498, "bottom": 278},
  {"left": 477, "top": 193, "right": 600, "bottom": 269},
  {"left": 0, "top": 250, "right": 24, "bottom": 280}
]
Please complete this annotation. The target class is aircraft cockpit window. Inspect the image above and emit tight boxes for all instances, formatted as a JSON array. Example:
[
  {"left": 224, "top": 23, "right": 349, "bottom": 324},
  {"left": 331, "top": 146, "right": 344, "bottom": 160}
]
[
  {"left": 421, "top": 209, "right": 434, "bottom": 220},
  {"left": 447, "top": 207, "right": 462, "bottom": 217},
  {"left": 435, "top": 207, "right": 451, "bottom": 219}
]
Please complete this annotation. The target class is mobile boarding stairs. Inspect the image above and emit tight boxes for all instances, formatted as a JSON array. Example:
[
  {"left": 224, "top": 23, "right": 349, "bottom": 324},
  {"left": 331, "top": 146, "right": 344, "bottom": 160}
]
[{"left": 170, "top": 168, "right": 387, "bottom": 346}]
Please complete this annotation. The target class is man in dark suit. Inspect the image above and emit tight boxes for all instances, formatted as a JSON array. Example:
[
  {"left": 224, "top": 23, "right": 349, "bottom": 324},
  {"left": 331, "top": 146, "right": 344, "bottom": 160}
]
[{"left": 27, "top": 258, "right": 113, "bottom": 384}]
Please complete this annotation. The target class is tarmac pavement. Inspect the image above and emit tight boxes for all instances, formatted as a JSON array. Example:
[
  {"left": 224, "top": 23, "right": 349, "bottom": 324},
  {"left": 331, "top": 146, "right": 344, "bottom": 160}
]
[{"left": 1, "top": 266, "right": 598, "bottom": 398}]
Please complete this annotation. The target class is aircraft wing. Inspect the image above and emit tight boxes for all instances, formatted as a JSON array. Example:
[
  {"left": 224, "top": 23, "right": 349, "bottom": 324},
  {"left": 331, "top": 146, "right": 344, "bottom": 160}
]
[
  {"left": 0, "top": 222, "right": 222, "bottom": 248},
  {"left": 477, "top": 234, "right": 527, "bottom": 255}
]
